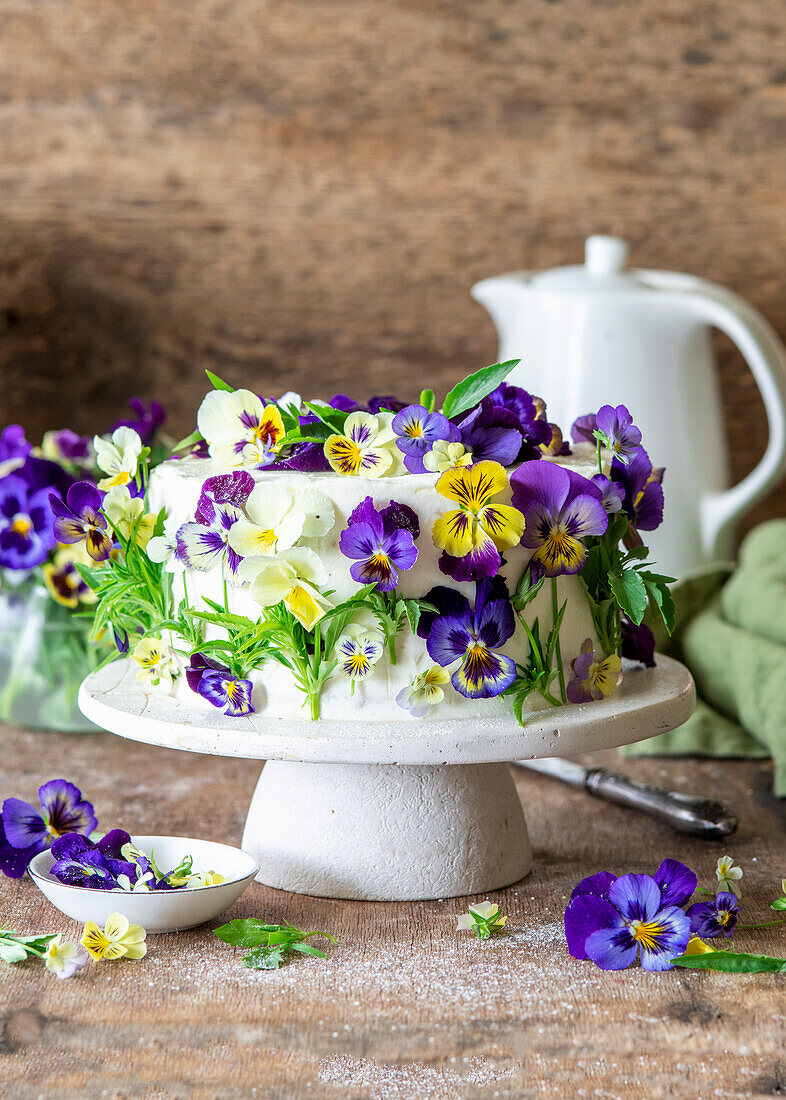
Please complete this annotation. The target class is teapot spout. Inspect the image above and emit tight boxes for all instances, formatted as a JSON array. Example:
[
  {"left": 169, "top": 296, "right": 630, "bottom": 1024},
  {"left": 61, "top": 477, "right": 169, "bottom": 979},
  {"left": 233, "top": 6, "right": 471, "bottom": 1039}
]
[{"left": 471, "top": 274, "right": 529, "bottom": 336}]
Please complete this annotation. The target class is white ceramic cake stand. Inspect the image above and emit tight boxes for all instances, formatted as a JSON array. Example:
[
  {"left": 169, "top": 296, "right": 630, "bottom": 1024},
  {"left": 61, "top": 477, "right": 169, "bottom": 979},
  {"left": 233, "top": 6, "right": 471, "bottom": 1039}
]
[{"left": 78, "top": 657, "right": 694, "bottom": 902}]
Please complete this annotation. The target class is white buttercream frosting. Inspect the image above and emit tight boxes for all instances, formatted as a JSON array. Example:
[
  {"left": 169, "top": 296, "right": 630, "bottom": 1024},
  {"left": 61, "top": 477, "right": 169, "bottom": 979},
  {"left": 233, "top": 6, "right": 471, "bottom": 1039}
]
[{"left": 149, "top": 445, "right": 605, "bottom": 722}]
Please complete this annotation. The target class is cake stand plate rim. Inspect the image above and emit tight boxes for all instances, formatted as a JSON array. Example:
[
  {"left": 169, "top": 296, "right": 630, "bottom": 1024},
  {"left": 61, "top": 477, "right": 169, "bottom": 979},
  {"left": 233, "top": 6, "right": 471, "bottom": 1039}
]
[{"left": 78, "top": 655, "right": 695, "bottom": 765}]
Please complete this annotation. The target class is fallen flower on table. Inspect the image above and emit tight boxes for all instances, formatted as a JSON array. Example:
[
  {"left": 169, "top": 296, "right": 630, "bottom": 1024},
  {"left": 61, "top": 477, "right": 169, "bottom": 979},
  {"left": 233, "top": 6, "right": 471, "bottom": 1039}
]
[
  {"left": 684, "top": 935, "right": 715, "bottom": 956},
  {"left": 214, "top": 918, "right": 337, "bottom": 970},
  {"left": 687, "top": 891, "right": 741, "bottom": 939},
  {"left": 564, "top": 860, "right": 694, "bottom": 971},
  {"left": 457, "top": 901, "right": 507, "bottom": 940},
  {"left": 0, "top": 928, "right": 59, "bottom": 965},
  {"left": 44, "top": 935, "right": 89, "bottom": 980},
  {"left": 715, "top": 855, "right": 743, "bottom": 899},
  {"left": 0, "top": 779, "right": 97, "bottom": 878},
  {"left": 81, "top": 913, "right": 147, "bottom": 961}
]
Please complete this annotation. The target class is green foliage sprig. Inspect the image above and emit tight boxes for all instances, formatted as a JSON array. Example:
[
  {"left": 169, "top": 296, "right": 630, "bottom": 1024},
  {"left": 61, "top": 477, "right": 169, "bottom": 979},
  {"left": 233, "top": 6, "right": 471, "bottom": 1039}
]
[
  {"left": 671, "top": 950, "right": 786, "bottom": 974},
  {"left": 214, "top": 919, "right": 337, "bottom": 970},
  {"left": 0, "top": 929, "right": 58, "bottom": 965},
  {"left": 506, "top": 566, "right": 565, "bottom": 719}
]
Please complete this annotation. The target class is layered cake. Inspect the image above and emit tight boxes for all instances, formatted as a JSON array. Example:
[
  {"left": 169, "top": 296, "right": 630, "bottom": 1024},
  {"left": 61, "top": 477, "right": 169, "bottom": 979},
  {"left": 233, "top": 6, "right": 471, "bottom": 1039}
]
[{"left": 79, "top": 363, "right": 668, "bottom": 723}]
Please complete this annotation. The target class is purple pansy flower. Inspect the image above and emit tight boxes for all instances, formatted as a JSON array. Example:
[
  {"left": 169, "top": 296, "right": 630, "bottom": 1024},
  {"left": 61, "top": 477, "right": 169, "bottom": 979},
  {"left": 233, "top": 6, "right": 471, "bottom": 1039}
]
[
  {"left": 177, "top": 471, "right": 254, "bottom": 576},
  {"left": 0, "top": 472, "right": 58, "bottom": 569},
  {"left": 452, "top": 397, "right": 525, "bottom": 466},
  {"left": 0, "top": 425, "right": 32, "bottom": 477},
  {"left": 392, "top": 405, "right": 458, "bottom": 474},
  {"left": 485, "top": 383, "right": 553, "bottom": 462},
  {"left": 43, "top": 428, "right": 93, "bottom": 466},
  {"left": 572, "top": 404, "right": 642, "bottom": 465},
  {"left": 590, "top": 474, "right": 624, "bottom": 515},
  {"left": 621, "top": 617, "right": 656, "bottom": 668},
  {"left": 423, "top": 576, "right": 516, "bottom": 699},
  {"left": 0, "top": 816, "right": 41, "bottom": 878},
  {"left": 511, "top": 461, "right": 608, "bottom": 577},
  {"left": 566, "top": 639, "right": 621, "bottom": 703},
  {"left": 686, "top": 891, "right": 741, "bottom": 939},
  {"left": 186, "top": 654, "right": 254, "bottom": 717},
  {"left": 339, "top": 496, "right": 419, "bottom": 591},
  {"left": 112, "top": 398, "right": 166, "bottom": 447},
  {"left": 564, "top": 860, "right": 694, "bottom": 971},
  {"left": 0, "top": 780, "right": 97, "bottom": 878},
  {"left": 50, "top": 481, "right": 113, "bottom": 562},
  {"left": 612, "top": 448, "right": 665, "bottom": 532}
]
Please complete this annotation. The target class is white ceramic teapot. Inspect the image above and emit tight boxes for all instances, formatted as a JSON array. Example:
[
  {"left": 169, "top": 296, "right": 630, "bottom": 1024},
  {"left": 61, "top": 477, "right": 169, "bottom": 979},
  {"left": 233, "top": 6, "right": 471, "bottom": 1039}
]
[{"left": 472, "top": 236, "right": 786, "bottom": 578}]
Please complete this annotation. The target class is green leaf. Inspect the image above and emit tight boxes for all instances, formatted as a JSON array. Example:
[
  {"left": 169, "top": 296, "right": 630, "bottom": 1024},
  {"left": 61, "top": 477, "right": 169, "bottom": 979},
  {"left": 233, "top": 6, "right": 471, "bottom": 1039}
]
[
  {"left": 640, "top": 572, "right": 677, "bottom": 635},
  {"left": 171, "top": 428, "right": 204, "bottom": 454},
  {"left": 419, "top": 389, "right": 435, "bottom": 412},
  {"left": 404, "top": 600, "right": 421, "bottom": 634},
  {"left": 671, "top": 950, "right": 786, "bottom": 973},
  {"left": 608, "top": 569, "right": 648, "bottom": 624},
  {"left": 205, "top": 370, "right": 235, "bottom": 392},
  {"left": 243, "top": 944, "right": 287, "bottom": 969},
  {"left": 0, "top": 940, "right": 30, "bottom": 964},
  {"left": 290, "top": 941, "right": 327, "bottom": 958},
  {"left": 214, "top": 919, "right": 284, "bottom": 949},
  {"left": 441, "top": 360, "right": 520, "bottom": 419},
  {"left": 770, "top": 897, "right": 786, "bottom": 911}
]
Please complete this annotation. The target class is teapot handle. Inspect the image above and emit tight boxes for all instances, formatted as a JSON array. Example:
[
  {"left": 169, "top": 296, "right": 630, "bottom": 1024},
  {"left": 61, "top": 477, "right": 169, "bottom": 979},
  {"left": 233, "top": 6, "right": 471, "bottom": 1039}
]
[{"left": 677, "top": 280, "right": 786, "bottom": 560}]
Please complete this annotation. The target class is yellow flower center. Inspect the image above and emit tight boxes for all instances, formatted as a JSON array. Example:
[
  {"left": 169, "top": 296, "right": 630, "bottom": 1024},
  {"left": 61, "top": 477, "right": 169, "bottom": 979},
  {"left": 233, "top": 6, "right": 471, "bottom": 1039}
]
[
  {"left": 406, "top": 423, "right": 424, "bottom": 438},
  {"left": 717, "top": 910, "right": 731, "bottom": 926},
  {"left": 629, "top": 919, "right": 665, "bottom": 951},
  {"left": 10, "top": 514, "right": 32, "bottom": 536}
]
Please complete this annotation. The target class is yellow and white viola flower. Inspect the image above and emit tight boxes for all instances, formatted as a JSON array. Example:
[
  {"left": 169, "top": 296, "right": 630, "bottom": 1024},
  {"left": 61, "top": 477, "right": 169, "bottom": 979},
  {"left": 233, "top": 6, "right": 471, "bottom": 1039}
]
[
  {"left": 246, "top": 547, "right": 331, "bottom": 630},
  {"left": 44, "top": 935, "right": 89, "bottom": 980},
  {"left": 432, "top": 461, "right": 525, "bottom": 577},
  {"left": 324, "top": 411, "right": 399, "bottom": 478},
  {"left": 396, "top": 665, "right": 450, "bottom": 717},
  {"left": 94, "top": 427, "right": 143, "bottom": 491},
  {"left": 81, "top": 913, "right": 147, "bottom": 961},
  {"left": 197, "top": 389, "right": 285, "bottom": 470},
  {"left": 184, "top": 870, "right": 227, "bottom": 889},
  {"left": 227, "top": 484, "right": 334, "bottom": 560},
  {"left": 103, "top": 486, "right": 156, "bottom": 548},
  {"left": 131, "top": 637, "right": 180, "bottom": 690},
  {"left": 423, "top": 440, "right": 473, "bottom": 474},
  {"left": 43, "top": 542, "right": 97, "bottom": 608},
  {"left": 716, "top": 855, "right": 743, "bottom": 898},
  {"left": 278, "top": 391, "right": 302, "bottom": 416}
]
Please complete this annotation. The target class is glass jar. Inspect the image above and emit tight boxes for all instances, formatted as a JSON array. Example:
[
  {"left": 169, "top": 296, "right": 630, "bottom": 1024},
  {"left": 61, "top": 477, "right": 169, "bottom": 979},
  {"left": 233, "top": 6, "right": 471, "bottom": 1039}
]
[{"left": 0, "top": 577, "right": 100, "bottom": 732}]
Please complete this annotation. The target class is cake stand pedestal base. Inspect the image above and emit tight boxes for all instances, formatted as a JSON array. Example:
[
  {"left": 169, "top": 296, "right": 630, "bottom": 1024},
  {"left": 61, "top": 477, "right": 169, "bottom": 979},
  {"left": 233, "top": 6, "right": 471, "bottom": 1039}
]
[{"left": 242, "top": 760, "right": 531, "bottom": 901}]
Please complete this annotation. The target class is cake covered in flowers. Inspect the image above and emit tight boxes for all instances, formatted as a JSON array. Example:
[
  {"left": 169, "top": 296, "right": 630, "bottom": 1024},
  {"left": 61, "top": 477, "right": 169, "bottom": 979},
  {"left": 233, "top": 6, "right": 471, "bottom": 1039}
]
[{"left": 55, "top": 361, "right": 672, "bottom": 724}]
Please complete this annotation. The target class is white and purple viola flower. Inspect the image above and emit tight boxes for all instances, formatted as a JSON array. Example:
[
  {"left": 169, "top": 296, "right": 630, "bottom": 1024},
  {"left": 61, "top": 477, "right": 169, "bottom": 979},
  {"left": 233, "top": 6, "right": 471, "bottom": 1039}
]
[
  {"left": 564, "top": 859, "right": 695, "bottom": 971},
  {"left": 339, "top": 496, "right": 419, "bottom": 591},
  {"left": 566, "top": 639, "right": 621, "bottom": 703},
  {"left": 176, "top": 471, "right": 254, "bottom": 576},
  {"left": 0, "top": 780, "right": 98, "bottom": 879},
  {"left": 511, "top": 461, "right": 608, "bottom": 577},
  {"left": 418, "top": 577, "right": 517, "bottom": 699},
  {"left": 572, "top": 404, "right": 642, "bottom": 465},
  {"left": 41, "top": 429, "right": 94, "bottom": 468},
  {"left": 186, "top": 654, "right": 254, "bottom": 717},
  {"left": 590, "top": 474, "right": 624, "bottom": 516},
  {"left": 197, "top": 389, "right": 285, "bottom": 469},
  {"left": 0, "top": 471, "right": 58, "bottom": 569},
  {"left": 391, "top": 405, "right": 458, "bottom": 474}
]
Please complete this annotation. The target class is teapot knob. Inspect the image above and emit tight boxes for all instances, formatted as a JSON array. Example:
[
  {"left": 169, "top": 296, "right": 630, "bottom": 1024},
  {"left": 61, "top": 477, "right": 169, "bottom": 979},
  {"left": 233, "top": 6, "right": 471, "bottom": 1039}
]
[{"left": 585, "top": 235, "right": 629, "bottom": 275}]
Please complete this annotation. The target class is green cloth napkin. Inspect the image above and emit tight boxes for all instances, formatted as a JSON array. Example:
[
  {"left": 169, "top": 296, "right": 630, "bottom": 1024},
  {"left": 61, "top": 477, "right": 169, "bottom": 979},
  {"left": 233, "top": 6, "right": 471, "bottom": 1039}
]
[{"left": 623, "top": 520, "right": 786, "bottom": 795}]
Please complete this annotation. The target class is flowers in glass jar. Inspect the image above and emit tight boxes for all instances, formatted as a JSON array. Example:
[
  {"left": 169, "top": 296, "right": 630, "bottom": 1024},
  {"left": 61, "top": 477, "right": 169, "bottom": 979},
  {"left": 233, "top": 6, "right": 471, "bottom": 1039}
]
[
  {"left": 0, "top": 470, "right": 58, "bottom": 569},
  {"left": 42, "top": 543, "right": 97, "bottom": 608}
]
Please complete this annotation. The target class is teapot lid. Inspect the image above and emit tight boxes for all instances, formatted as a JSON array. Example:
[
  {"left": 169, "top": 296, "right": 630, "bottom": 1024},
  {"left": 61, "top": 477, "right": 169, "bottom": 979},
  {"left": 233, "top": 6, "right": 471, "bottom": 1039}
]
[{"left": 529, "top": 236, "right": 646, "bottom": 292}]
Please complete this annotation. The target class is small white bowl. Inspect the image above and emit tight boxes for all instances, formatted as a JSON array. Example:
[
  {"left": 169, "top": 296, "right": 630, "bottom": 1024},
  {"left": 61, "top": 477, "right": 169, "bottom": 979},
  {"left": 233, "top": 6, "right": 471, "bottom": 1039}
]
[{"left": 28, "top": 835, "right": 259, "bottom": 934}]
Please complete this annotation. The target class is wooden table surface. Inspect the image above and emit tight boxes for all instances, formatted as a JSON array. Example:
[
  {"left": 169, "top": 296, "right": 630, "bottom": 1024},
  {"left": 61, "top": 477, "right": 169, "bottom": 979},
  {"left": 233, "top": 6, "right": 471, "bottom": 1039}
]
[{"left": 1, "top": 722, "right": 784, "bottom": 1099}]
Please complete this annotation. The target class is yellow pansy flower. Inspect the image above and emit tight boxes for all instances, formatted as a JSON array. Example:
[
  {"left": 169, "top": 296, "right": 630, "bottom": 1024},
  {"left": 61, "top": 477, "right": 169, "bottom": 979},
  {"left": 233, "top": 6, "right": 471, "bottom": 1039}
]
[
  {"left": 81, "top": 913, "right": 147, "bottom": 961},
  {"left": 431, "top": 461, "right": 525, "bottom": 574}
]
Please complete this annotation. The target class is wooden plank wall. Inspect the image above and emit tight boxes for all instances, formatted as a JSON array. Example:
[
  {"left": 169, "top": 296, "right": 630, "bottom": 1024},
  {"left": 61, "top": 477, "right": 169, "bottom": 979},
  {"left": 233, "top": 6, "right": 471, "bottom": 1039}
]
[{"left": 1, "top": 0, "right": 784, "bottom": 530}]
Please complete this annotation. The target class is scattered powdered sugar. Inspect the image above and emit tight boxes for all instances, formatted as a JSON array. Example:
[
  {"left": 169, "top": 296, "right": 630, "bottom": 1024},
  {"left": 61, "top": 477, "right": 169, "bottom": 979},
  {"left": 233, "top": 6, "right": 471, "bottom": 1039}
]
[{"left": 319, "top": 1053, "right": 518, "bottom": 1098}]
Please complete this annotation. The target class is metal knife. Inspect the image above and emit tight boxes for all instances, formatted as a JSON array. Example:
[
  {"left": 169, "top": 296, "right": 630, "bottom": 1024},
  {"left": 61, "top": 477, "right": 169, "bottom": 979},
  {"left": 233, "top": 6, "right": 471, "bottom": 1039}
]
[{"left": 515, "top": 757, "right": 738, "bottom": 839}]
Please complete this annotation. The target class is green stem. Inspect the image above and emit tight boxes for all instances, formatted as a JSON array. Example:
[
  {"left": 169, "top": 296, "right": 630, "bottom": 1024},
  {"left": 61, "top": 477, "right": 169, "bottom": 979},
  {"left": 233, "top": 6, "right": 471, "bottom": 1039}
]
[
  {"left": 596, "top": 437, "right": 603, "bottom": 475},
  {"left": 552, "top": 578, "right": 567, "bottom": 703},
  {"left": 739, "top": 919, "right": 786, "bottom": 929},
  {"left": 223, "top": 576, "right": 230, "bottom": 615}
]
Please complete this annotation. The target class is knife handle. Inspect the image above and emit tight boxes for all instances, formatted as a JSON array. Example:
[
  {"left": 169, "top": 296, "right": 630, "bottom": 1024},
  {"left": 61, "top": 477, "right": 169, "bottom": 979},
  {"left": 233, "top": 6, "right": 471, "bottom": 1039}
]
[{"left": 583, "top": 768, "right": 738, "bottom": 840}]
